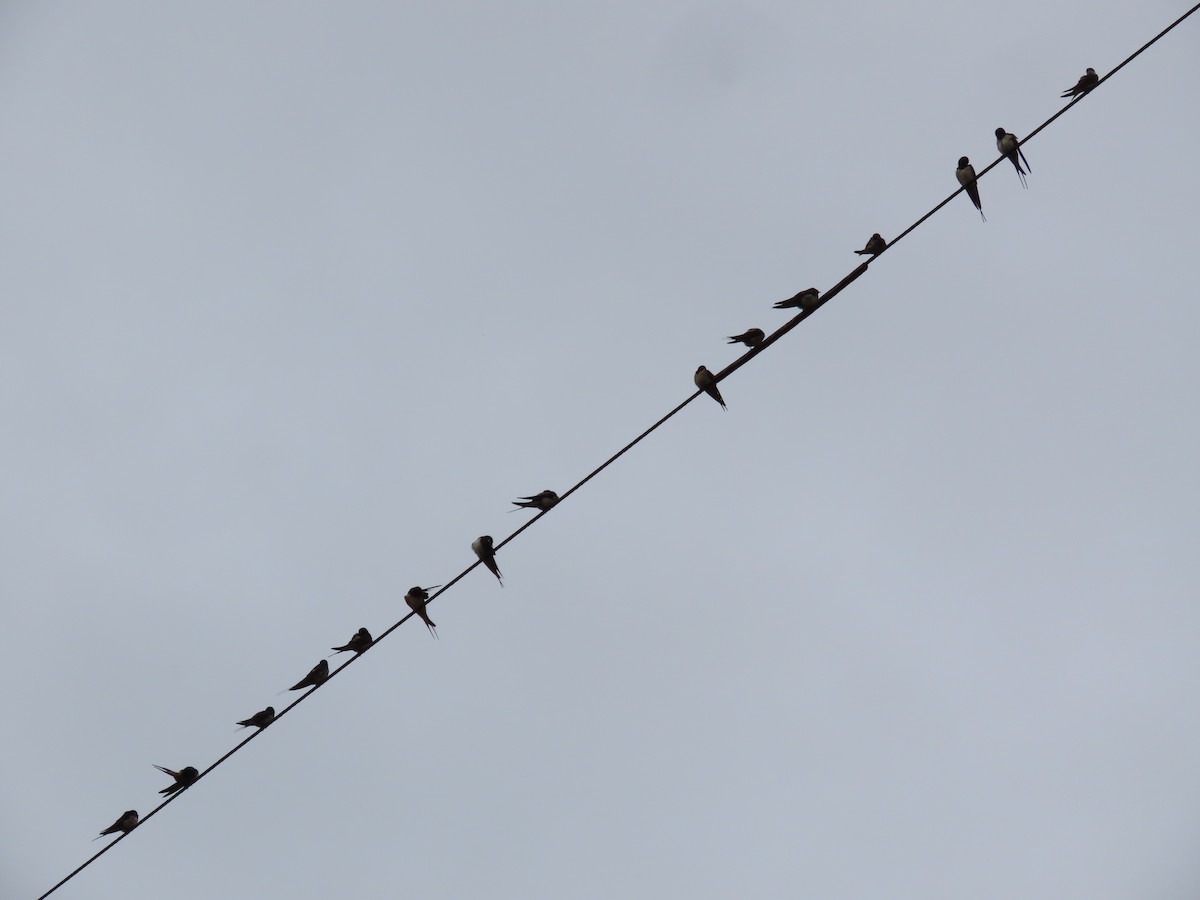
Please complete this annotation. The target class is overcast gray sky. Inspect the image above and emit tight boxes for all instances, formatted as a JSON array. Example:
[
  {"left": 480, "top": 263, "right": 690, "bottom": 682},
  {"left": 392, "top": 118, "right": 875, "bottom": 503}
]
[{"left": 5, "top": 2, "right": 1200, "bottom": 898}]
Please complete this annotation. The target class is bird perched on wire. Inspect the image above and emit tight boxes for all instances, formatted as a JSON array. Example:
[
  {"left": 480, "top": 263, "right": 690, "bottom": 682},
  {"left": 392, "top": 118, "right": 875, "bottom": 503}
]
[
  {"left": 154, "top": 765, "right": 200, "bottom": 796},
  {"left": 854, "top": 233, "right": 887, "bottom": 257},
  {"left": 956, "top": 157, "right": 985, "bottom": 221},
  {"left": 95, "top": 810, "right": 138, "bottom": 840},
  {"left": 511, "top": 490, "right": 559, "bottom": 512},
  {"left": 330, "top": 627, "right": 373, "bottom": 656},
  {"left": 287, "top": 659, "right": 329, "bottom": 692},
  {"left": 1061, "top": 67, "right": 1099, "bottom": 98},
  {"left": 726, "top": 327, "right": 765, "bottom": 347},
  {"left": 237, "top": 706, "right": 275, "bottom": 730},
  {"left": 995, "top": 128, "right": 1031, "bottom": 188},
  {"left": 694, "top": 365, "right": 726, "bottom": 410},
  {"left": 404, "top": 586, "right": 439, "bottom": 638},
  {"left": 472, "top": 535, "right": 503, "bottom": 584},
  {"left": 772, "top": 287, "right": 819, "bottom": 310}
]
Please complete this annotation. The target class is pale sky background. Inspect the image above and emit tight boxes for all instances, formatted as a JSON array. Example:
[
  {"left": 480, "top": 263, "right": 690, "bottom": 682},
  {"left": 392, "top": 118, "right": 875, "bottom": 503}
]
[{"left": 4, "top": 2, "right": 1200, "bottom": 898}]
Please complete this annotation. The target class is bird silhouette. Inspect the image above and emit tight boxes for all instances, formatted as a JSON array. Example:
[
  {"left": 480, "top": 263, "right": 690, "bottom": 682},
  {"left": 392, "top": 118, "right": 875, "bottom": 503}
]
[
  {"left": 694, "top": 366, "right": 726, "bottom": 410},
  {"left": 237, "top": 706, "right": 275, "bottom": 730},
  {"left": 854, "top": 233, "right": 887, "bottom": 257},
  {"left": 404, "top": 586, "right": 439, "bottom": 638},
  {"left": 331, "top": 627, "right": 373, "bottom": 656},
  {"left": 995, "top": 128, "right": 1031, "bottom": 188},
  {"left": 287, "top": 659, "right": 329, "bottom": 692},
  {"left": 772, "top": 287, "right": 819, "bottom": 310},
  {"left": 511, "top": 490, "right": 559, "bottom": 512},
  {"left": 472, "top": 535, "right": 503, "bottom": 584},
  {"left": 94, "top": 810, "right": 138, "bottom": 840},
  {"left": 1061, "top": 67, "right": 1099, "bottom": 98},
  {"left": 956, "top": 157, "right": 985, "bottom": 221},
  {"left": 154, "top": 765, "right": 199, "bottom": 796},
  {"left": 726, "top": 328, "right": 765, "bottom": 347}
]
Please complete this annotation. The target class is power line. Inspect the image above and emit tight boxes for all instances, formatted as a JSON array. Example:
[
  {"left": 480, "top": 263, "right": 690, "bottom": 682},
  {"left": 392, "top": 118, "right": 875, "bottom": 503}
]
[{"left": 36, "top": 5, "right": 1199, "bottom": 897}]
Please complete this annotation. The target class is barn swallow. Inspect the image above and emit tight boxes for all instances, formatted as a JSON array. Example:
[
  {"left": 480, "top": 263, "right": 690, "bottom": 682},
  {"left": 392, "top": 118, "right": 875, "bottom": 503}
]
[
  {"left": 694, "top": 365, "right": 726, "bottom": 410},
  {"left": 404, "top": 586, "right": 438, "bottom": 638},
  {"left": 237, "top": 706, "right": 275, "bottom": 730},
  {"left": 288, "top": 659, "right": 329, "bottom": 692},
  {"left": 956, "top": 157, "right": 985, "bottom": 221},
  {"left": 511, "top": 490, "right": 559, "bottom": 511},
  {"left": 854, "top": 233, "right": 887, "bottom": 257},
  {"left": 995, "top": 128, "right": 1031, "bottom": 188},
  {"left": 330, "top": 627, "right": 373, "bottom": 656},
  {"left": 94, "top": 810, "right": 138, "bottom": 840},
  {"left": 154, "top": 765, "right": 200, "bottom": 796},
  {"left": 726, "top": 328, "right": 765, "bottom": 347},
  {"left": 472, "top": 535, "right": 503, "bottom": 584},
  {"left": 772, "top": 287, "right": 819, "bottom": 310},
  {"left": 1061, "top": 67, "right": 1099, "bottom": 98}
]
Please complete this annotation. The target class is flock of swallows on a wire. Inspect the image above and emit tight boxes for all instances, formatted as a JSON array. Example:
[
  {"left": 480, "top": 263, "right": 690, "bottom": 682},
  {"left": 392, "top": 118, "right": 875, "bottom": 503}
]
[
  {"left": 95, "top": 515, "right": 525, "bottom": 839},
  {"left": 94, "top": 66, "right": 1100, "bottom": 844},
  {"left": 695, "top": 67, "right": 1100, "bottom": 410}
]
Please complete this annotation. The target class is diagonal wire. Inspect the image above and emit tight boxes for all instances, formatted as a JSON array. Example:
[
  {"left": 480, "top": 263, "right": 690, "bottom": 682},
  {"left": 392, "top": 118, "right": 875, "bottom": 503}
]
[{"left": 37, "top": 4, "right": 1200, "bottom": 897}]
